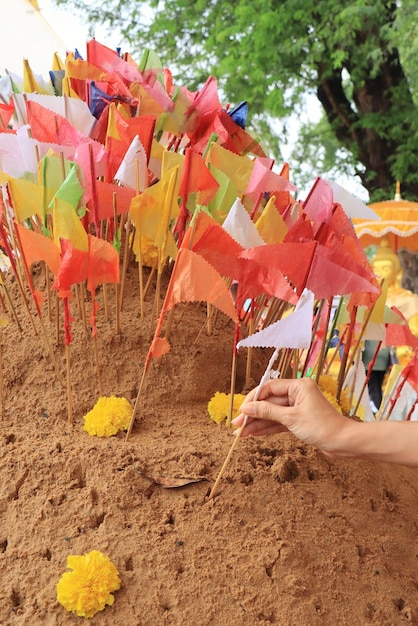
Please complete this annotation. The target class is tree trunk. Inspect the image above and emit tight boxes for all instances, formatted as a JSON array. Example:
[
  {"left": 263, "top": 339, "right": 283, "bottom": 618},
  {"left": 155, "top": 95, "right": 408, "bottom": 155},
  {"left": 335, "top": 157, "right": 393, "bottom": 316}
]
[
  {"left": 316, "top": 3, "right": 418, "bottom": 202},
  {"left": 317, "top": 53, "right": 418, "bottom": 201}
]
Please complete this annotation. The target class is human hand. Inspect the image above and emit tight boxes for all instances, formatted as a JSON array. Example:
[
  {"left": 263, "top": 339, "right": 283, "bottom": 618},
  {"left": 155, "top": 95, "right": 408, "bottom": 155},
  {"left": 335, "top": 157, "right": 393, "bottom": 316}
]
[{"left": 232, "top": 377, "right": 350, "bottom": 456}]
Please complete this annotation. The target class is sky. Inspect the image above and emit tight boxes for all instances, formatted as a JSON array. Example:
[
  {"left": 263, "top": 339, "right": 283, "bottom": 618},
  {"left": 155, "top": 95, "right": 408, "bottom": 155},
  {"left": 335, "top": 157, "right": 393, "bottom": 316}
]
[
  {"left": 1, "top": 1, "right": 83, "bottom": 74},
  {"left": 39, "top": 0, "right": 91, "bottom": 49},
  {"left": 2, "top": 0, "right": 116, "bottom": 75}
]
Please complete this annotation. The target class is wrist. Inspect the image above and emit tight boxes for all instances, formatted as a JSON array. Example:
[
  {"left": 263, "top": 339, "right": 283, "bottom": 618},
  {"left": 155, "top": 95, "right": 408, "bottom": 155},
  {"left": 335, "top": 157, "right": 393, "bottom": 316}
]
[
  {"left": 326, "top": 419, "right": 418, "bottom": 467},
  {"left": 325, "top": 418, "right": 364, "bottom": 459}
]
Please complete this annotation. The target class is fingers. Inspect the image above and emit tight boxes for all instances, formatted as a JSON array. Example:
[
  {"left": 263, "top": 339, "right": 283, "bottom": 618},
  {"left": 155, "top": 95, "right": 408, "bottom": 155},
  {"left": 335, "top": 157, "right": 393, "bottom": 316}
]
[
  {"left": 233, "top": 378, "right": 325, "bottom": 440},
  {"left": 240, "top": 420, "right": 288, "bottom": 438},
  {"left": 240, "top": 397, "right": 291, "bottom": 426},
  {"left": 243, "top": 378, "right": 302, "bottom": 407},
  {"left": 231, "top": 412, "right": 288, "bottom": 438}
]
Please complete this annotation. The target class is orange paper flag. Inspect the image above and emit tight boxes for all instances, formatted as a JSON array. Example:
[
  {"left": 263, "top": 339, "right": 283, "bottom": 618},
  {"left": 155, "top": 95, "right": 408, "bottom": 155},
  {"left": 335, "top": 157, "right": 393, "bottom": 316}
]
[
  {"left": 145, "top": 246, "right": 237, "bottom": 368},
  {"left": 14, "top": 222, "right": 60, "bottom": 276}
]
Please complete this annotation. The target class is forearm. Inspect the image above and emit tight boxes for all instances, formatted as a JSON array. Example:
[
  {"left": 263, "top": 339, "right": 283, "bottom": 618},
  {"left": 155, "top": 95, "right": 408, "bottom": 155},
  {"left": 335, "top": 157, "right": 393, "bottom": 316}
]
[{"left": 333, "top": 419, "right": 418, "bottom": 467}]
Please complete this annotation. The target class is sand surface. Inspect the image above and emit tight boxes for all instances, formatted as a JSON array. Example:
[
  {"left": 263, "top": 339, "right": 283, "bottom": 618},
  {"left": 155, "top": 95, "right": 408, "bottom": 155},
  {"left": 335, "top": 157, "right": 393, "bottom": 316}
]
[{"left": 1, "top": 264, "right": 418, "bottom": 625}]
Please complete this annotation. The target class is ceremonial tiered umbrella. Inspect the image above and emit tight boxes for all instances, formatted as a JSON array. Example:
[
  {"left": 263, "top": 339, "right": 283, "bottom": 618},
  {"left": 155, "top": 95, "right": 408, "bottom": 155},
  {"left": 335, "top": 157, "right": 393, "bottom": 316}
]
[{"left": 352, "top": 182, "right": 418, "bottom": 252}]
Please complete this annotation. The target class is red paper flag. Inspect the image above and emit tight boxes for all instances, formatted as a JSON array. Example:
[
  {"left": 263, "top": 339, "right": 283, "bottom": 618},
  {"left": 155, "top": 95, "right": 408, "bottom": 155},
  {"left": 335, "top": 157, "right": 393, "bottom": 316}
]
[
  {"left": 218, "top": 109, "right": 266, "bottom": 157},
  {"left": 246, "top": 158, "right": 296, "bottom": 199},
  {"left": 386, "top": 307, "right": 418, "bottom": 349},
  {"left": 307, "top": 249, "right": 380, "bottom": 300},
  {"left": 86, "top": 38, "right": 141, "bottom": 83},
  {"left": 283, "top": 212, "right": 315, "bottom": 243},
  {"left": 53, "top": 239, "right": 89, "bottom": 298},
  {"left": 0, "top": 102, "right": 15, "bottom": 129},
  {"left": 178, "top": 148, "right": 219, "bottom": 203},
  {"left": 190, "top": 228, "right": 298, "bottom": 310},
  {"left": 303, "top": 177, "right": 333, "bottom": 224},
  {"left": 87, "top": 234, "right": 120, "bottom": 293},
  {"left": 105, "top": 105, "right": 156, "bottom": 180},
  {"left": 241, "top": 241, "right": 317, "bottom": 296},
  {"left": 86, "top": 181, "right": 136, "bottom": 223},
  {"left": 401, "top": 352, "right": 418, "bottom": 393},
  {"left": 26, "top": 100, "right": 84, "bottom": 147}
]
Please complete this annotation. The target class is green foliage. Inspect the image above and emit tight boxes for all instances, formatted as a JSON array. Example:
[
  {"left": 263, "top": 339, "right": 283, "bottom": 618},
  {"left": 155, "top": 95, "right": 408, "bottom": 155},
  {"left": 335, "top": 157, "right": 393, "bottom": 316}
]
[{"left": 53, "top": 0, "right": 418, "bottom": 200}]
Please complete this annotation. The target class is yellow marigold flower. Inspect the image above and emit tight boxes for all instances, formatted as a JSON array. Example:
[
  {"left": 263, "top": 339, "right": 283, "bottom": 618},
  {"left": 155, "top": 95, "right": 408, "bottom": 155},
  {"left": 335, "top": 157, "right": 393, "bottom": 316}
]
[
  {"left": 132, "top": 233, "right": 158, "bottom": 268},
  {"left": 83, "top": 396, "right": 132, "bottom": 437},
  {"left": 56, "top": 550, "right": 121, "bottom": 618},
  {"left": 207, "top": 391, "right": 246, "bottom": 425},
  {"left": 317, "top": 375, "right": 350, "bottom": 416}
]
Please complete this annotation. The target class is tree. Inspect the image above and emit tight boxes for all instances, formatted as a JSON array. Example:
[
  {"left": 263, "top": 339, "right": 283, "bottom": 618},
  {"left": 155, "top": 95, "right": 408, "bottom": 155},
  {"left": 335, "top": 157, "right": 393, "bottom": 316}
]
[{"left": 54, "top": 0, "right": 418, "bottom": 202}]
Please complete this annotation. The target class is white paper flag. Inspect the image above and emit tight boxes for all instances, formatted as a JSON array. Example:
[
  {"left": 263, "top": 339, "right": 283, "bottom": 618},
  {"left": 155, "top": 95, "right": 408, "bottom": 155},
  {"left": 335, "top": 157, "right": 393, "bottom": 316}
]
[
  {"left": 222, "top": 197, "right": 265, "bottom": 248},
  {"left": 237, "top": 288, "right": 314, "bottom": 350}
]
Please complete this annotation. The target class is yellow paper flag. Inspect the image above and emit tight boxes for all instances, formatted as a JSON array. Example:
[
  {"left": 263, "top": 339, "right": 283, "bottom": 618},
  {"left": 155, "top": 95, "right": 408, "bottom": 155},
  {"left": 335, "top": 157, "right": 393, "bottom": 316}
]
[{"left": 256, "top": 195, "right": 288, "bottom": 244}]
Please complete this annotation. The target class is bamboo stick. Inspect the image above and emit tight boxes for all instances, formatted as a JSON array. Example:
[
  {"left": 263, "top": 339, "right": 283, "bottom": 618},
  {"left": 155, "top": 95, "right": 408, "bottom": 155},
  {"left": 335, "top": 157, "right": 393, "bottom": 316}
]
[
  {"left": 226, "top": 350, "right": 238, "bottom": 428},
  {"left": 126, "top": 365, "right": 148, "bottom": 440},
  {"left": 118, "top": 215, "right": 131, "bottom": 311},
  {"left": 66, "top": 343, "right": 73, "bottom": 425},
  {"left": 93, "top": 333, "right": 103, "bottom": 396}
]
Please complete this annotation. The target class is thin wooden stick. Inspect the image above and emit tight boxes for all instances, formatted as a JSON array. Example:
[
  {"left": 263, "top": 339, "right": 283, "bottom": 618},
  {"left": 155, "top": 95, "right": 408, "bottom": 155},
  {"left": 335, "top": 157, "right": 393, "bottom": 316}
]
[
  {"left": 93, "top": 334, "right": 103, "bottom": 396},
  {"left": 252, "top": 295, "right": 269, "bottom": 329},
  {"left": 209, "top": 423, "right": 245, "bottom": 499},
  {"left": 126, "top": 365, "right": 148, "bottom": 439},
  {"left": 346, "top": 297, "right": 381, "bottom": 374},
  {"left": 292, "top": 349, "right": 300, "bottom": 378},
  {"left": 66, "top": 343, "right": 73, "bottom": 425},
  {"left": 324, "top": 326, "right": 348, "bottom": 375},
  {"left": 138, "top": 246, "right": 145, "bottom": 321},
  {"left": 2, "top": 257, "right": 36, "bottom": 333},
  {"left": 210, "top": 345, "right": 281, "bottom": 498},
  {"left": 118, "top": 216, "right": 131, "bottom": 311},
  {"left": 135, "top": 225, "right": 145, "bottom": 321},
  {"left": 143, "top": 260, "right": 157, "bottom": 299},
  {"left": 207, "top": 303, "right": 212, "bottom": 336},
  {"left": 0, "top": 270, "right": 21, "bottom": 330},
  {"left": 103, "top": 284, "right": 110, "bottom": 321},
  {"left": 352, "top": 340, "right": 382, "bottom": 416},
  {"left": 406, "top": 397, "right": 418, "bottom": 421},
  {"left": 45, "top": 263, "right": 52, "bottom": 322},
  {"left": 260, "top": 297, "right": 281, "bottom": 329},
  {"left": 55, "top": 291, "right": 60, "bottom": 346},
  {"left": 377, "top": 368, "right": 403, "bottom": 421},
  {"left": 80, "top": 282, "right": 88, "bottom": 332},
  {"left": 75, "top": 284, "right": 82, "bottom": 321},
  {"left": 303, "top": 298, "right": 331, "bottom": 378},
  {"left": 245, "top": 316, "right": 255, "bottom": 387},
  {"left": 115, "top": 282, "right": 121, "bottom": 335},
  {"left": 226, "top": 350, "right": 238, "bottom": 428},
  {"left": 337, "top": 307, "right": 357, "bottom": 401},
  {"left": 151, "top": 267, "right": 163, "bottom": 326},
  {"left": 276, "top": 348, "right": 287, "bottom": 377}
]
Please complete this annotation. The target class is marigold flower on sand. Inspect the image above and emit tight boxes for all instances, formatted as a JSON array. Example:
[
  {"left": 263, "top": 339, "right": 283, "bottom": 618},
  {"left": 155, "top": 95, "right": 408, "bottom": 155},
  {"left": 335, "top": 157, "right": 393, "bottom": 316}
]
[
  {"left": 56, "top": 550, "right": 121, "bottom": 618},
  {"left": 318, "top": 375, "right": 350, "bottom": 416},
  {"left": 207, "top": 391, "right": 246, "bottom": 425},
  {"left": 83, "top": 396, "right": 132, "bottom": 437}
]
